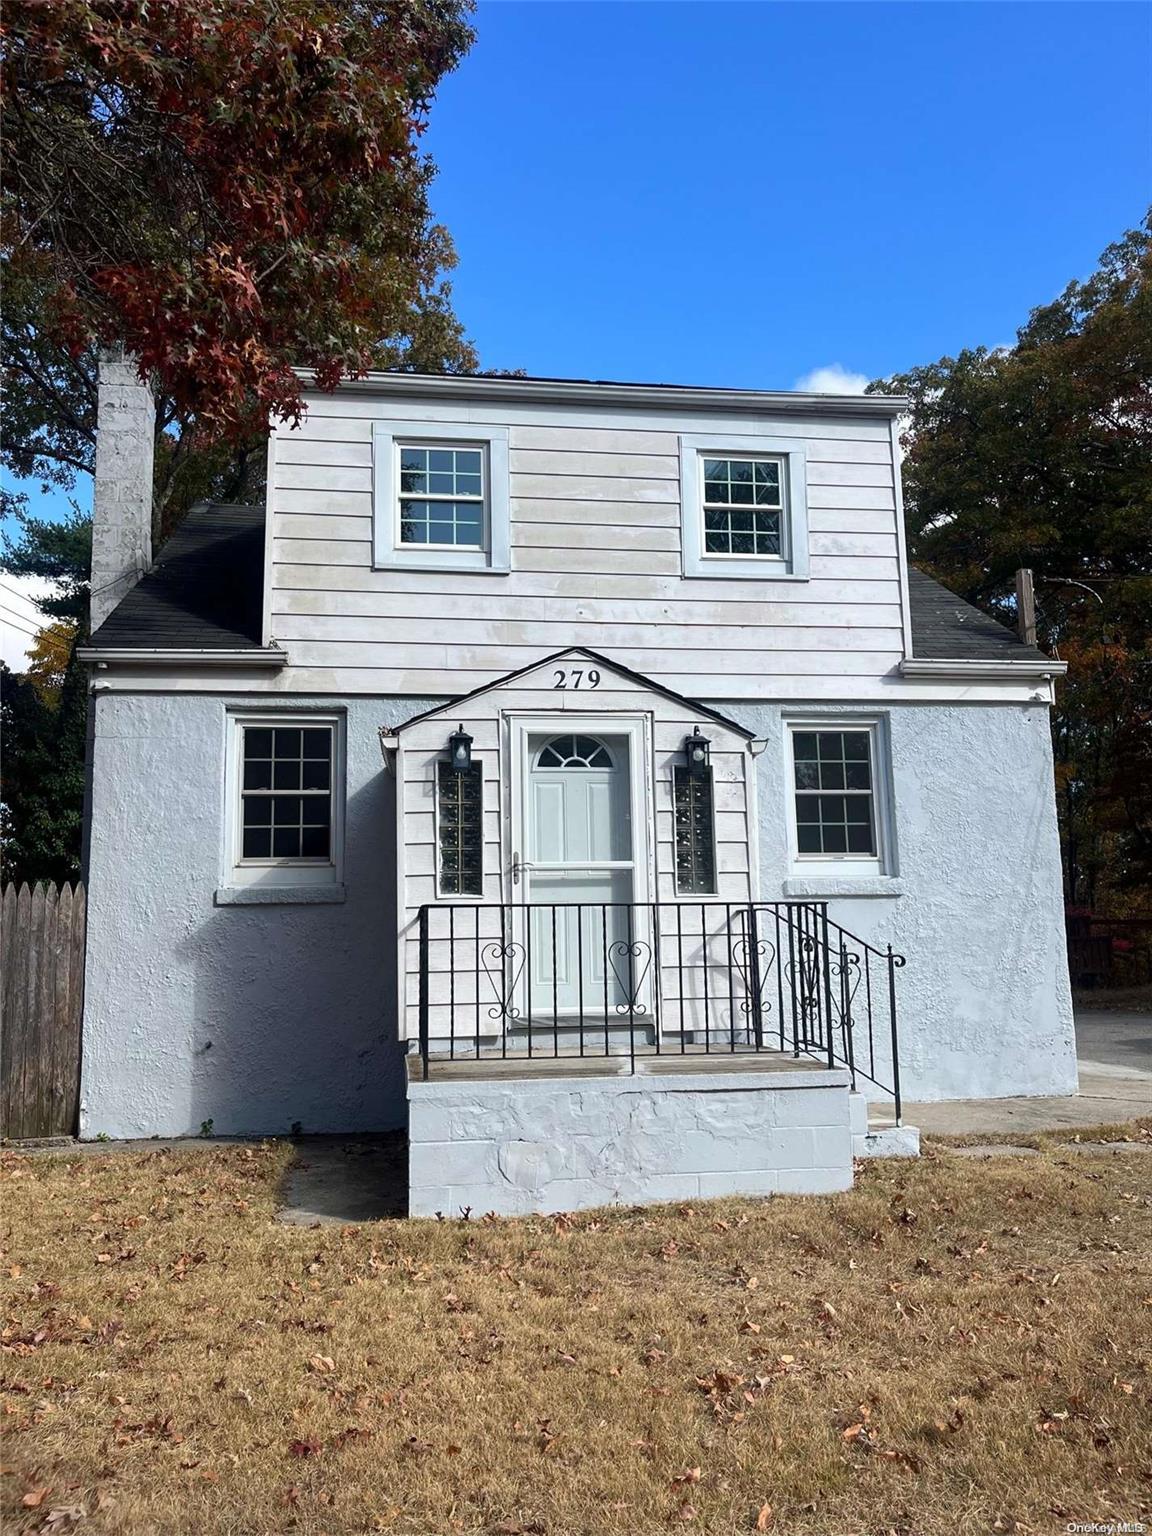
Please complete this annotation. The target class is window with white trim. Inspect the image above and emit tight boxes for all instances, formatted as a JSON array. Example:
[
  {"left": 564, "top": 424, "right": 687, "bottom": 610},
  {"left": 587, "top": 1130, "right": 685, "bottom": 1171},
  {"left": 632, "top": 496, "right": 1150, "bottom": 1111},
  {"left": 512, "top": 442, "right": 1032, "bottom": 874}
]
[
  {"left": 680, "top": 434, "right": 809, "bottom": 581},
  {"left": 398, "top": 443, "right": 485, "bottom": 549},
  {"left": 786, "top": 720, "right": 891, "bottom": 876},
  {"left": 373, "top": 420, "right": 510, "bottom": 573},
  {"left": 226, "top": 714, "right": 344, "bottom": 888},
  {"left": 701, "top": 456, "right": 784, "bottom": 558}
]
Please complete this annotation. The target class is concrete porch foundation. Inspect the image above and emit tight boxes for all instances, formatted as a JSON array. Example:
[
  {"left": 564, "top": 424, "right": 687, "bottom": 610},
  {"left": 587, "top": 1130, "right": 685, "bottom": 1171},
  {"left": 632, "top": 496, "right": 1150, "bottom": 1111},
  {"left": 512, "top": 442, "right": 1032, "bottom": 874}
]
[{"left": 407, "top": 1063, "right": 855, "bottom": 1217}]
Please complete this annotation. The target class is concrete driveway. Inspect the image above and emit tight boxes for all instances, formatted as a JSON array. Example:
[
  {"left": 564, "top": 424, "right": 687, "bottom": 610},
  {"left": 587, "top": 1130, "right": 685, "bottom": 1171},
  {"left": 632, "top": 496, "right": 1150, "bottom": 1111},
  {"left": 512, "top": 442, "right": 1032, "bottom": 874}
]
[
  {"left": 1075, "top": 1009, "right": 1152, "bottom": 1078},
  {"left": 907, "top": 1008, "right": 1152, "bottom": 1137}
]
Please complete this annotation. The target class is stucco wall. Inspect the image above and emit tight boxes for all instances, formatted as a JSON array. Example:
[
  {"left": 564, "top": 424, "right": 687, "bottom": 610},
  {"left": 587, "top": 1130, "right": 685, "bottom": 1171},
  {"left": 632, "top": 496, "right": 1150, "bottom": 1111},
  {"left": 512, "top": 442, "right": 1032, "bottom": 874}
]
[
  {"left": 408, "top": 1068, "right": 854, "bottom": 1216},
  {"left": 718, "top": 700, "right": 1077, "bottom": 1101},
  {"left": 80, "top": 692, "right": 440, "bottom": 1139},
  {"left": 82, "top": 689, "right": 1075, "bottom": 1137}
]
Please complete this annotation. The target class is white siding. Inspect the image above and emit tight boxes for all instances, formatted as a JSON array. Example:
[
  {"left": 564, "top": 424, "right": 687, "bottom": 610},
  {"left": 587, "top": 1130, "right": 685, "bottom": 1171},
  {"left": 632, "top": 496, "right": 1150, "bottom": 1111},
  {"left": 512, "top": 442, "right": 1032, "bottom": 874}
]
[
  {"left": 394, "top": 656, "right": 756, "bottom": 1046},
  {"left": 268, "top": 393, "right": 905, "bottom": 699}
]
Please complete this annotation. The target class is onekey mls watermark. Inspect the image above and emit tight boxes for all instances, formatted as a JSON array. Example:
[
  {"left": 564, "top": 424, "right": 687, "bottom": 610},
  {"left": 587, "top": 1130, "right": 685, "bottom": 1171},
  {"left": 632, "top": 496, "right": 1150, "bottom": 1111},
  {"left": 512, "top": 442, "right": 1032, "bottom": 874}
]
[{"left": 1066, "top": 1524, "right": 1146, "bottom": 1534}]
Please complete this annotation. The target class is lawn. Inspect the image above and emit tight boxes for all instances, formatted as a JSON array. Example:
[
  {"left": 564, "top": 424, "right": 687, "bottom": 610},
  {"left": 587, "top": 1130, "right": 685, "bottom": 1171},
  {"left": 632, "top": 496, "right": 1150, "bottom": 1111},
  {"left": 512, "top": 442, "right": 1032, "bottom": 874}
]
[{"left": 2, "top": 1139, "right": 1150, "bottom": 1536}]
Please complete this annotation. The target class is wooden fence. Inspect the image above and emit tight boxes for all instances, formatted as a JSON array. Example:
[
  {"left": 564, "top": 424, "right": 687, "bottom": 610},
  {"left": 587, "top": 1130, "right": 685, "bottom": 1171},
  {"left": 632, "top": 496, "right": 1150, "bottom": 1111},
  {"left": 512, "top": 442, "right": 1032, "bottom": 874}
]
[{"left": 1, "top": 882, "right": 86, "bottom": 1140}]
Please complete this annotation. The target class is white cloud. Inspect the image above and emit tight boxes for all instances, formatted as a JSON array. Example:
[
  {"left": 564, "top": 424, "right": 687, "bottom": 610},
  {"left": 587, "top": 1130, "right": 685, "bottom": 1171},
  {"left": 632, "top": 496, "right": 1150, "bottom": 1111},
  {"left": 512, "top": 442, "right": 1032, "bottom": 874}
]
[
  {"left": 0, "top": 573, "right": 59, "bottom": 671},
  {"left": 793, "top": 363, "right": 870, "bottom": 395}
]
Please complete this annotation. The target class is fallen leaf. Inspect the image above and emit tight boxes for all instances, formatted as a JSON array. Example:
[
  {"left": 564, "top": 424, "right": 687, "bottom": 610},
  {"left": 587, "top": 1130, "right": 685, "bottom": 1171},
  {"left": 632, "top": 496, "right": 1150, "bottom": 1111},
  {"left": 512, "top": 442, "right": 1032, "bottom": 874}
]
[
  {"left": 22, "top": 1487, "right": 49, "bottom": 1508},
  {"left": 308, "top": 1355, "right": 335, "bottom": 1374},
  {"left": 287, "top": 1438, "right": 322, "bottom": 1458},
  {"left": 756, "top": 1504, "right": 774, "bottom": 1531},
  {"left": 43, "top": 1508, "right": 86, "bottom": 1530}
]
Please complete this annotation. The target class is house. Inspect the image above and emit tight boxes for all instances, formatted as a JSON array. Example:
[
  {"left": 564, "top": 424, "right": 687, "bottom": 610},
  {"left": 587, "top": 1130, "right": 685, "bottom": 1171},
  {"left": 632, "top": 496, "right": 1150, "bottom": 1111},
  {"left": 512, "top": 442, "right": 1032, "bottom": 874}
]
[{"left": 77, "top": 363, "right": 1077, "bottom": 1214}]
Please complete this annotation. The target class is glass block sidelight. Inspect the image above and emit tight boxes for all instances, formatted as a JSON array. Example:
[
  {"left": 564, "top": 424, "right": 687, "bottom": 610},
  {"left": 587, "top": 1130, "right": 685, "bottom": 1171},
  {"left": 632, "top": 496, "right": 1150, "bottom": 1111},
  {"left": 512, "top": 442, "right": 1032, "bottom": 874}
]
[
  {"left": 438, "top": 760, "right": 484, "bottom": 895},
  {"left": 673, "top": 763, "right": 717, "bottom": 894}
]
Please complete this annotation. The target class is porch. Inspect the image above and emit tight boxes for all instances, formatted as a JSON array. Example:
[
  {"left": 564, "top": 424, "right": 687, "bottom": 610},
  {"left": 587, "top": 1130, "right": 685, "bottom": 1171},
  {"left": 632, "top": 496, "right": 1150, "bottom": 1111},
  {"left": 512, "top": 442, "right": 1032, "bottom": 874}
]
[
  {"left": 406, "top": 899, "right": 909, "bottom": 1215},
  {"left": 413, "top": 898, "right": 904, "bottom": 1118}
]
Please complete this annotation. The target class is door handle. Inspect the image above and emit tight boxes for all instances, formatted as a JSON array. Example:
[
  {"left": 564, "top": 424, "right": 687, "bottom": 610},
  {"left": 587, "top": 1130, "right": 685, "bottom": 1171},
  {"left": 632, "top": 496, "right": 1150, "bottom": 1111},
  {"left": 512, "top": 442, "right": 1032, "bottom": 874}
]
[{"left": 511, "top": 853, "right": 534, "bottom": 886}]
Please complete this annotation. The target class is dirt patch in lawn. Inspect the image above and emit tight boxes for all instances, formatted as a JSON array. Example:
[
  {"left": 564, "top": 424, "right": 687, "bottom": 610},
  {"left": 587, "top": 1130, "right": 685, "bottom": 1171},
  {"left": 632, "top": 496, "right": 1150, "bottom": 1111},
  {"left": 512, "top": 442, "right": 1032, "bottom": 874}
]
[{"left": 2, "top": 1140, "right": 1150, "bottom": 1536}]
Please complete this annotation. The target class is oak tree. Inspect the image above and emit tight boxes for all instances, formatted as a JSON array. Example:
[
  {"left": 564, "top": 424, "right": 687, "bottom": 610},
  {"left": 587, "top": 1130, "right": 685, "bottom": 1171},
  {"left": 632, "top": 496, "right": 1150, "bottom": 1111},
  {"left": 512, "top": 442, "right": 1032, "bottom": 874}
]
[
  {"left": 871, "top": 215, "right": 1152, "bottom": 907},
  {"left": 2, "top": 0, "right": 478, "bottom": 532}
]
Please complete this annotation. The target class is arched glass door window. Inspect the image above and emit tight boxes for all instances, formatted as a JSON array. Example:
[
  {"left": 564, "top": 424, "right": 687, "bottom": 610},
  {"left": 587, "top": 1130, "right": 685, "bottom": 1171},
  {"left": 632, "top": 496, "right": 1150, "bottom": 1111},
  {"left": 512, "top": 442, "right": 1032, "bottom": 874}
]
[{"left": 535, "top": 735, "right": 614, "bottom": 769}]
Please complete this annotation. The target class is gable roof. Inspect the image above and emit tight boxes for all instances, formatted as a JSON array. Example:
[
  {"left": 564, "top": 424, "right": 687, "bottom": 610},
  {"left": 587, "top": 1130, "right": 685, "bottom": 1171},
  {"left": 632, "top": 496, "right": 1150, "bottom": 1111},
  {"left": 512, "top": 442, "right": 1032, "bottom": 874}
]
[
  {"left": 88, "top": 502, "right": 266, "bottom": 651},
  {"left": 390, "top": 647, "right": 758, "bottom": 738},
  {"left": 906, "top": 568, "right": 1049, "bottom": 662}
]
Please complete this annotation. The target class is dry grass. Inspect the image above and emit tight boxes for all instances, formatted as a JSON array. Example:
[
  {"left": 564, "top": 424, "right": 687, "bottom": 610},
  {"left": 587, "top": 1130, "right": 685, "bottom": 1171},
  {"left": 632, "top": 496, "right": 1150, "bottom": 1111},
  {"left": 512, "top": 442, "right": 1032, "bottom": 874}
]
[
  {"left": 923, "top": 1117, "right": 1152, "bottom": 1151},
  {"left": 2, "top": 1141, "right": 1150, "bottom": 1536}
]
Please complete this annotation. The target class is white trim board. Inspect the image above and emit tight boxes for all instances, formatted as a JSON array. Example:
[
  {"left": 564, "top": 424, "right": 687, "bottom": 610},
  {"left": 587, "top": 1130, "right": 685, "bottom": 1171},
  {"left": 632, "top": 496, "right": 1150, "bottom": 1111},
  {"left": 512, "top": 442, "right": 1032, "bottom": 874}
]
[
  {"left": 371, "top": 420, "right": 510, "bottom": 575},
  {"left": 296, "top": 369, "right": 909, "bottom": 419},
  {"left": 679, "top": 434, "right": 811, "bottom": 583}
]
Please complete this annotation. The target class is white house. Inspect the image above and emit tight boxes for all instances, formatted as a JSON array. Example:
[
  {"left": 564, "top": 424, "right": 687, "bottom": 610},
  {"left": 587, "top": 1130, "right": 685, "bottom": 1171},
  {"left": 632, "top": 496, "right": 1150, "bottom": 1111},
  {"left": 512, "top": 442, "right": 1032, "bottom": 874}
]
[{"left": 78, "top": 365, "right": 1077, "bottom": 1214}]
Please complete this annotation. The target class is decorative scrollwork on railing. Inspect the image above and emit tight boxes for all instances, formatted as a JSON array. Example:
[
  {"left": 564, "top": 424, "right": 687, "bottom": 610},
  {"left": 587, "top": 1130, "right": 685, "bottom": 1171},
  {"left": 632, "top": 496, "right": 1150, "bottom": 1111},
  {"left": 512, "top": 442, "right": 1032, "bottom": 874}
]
[
  {"left": 785, "top": 934, "right": 825, "bottom": 1045},
  {"left": 608, "top": 939, "right": 651, "bottom": 1017},
  {"left": 731, "top": 935, "right": 776, "bottom": 1021},
  {"left": 480, "top": 941, "right": 525, "bottom": 1022},
  {"left": 829, "top": 947, "right": 863, "bottom": 1075},
  {"left": 830, "top": 948, "right": 863, "bottom": 1023}
]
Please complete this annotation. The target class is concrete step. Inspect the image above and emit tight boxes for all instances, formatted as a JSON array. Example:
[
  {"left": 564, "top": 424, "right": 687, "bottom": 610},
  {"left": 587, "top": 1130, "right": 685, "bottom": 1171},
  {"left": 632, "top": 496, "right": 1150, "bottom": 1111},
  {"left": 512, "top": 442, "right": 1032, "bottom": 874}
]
[
  {"left": 850, "top": 1090, "right": 920, "bottom": 1158},
  {"left": 507, "top": 1019, "right": 656, "bottom": 1055}
]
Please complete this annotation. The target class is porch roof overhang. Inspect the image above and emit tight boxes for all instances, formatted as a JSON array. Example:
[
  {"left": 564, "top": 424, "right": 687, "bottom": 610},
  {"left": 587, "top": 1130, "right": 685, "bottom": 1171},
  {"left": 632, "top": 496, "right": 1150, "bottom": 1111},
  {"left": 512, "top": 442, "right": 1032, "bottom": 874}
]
[{"left": 383, "top": 647, "right": 758, "bottom": 746}]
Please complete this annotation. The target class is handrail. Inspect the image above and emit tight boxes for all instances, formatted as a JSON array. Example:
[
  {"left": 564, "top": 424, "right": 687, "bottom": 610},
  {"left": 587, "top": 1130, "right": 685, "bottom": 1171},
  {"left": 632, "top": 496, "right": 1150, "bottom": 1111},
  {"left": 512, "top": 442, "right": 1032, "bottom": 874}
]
[{"left": 415, "top": 899, "right": 904, "bottom": 1121}]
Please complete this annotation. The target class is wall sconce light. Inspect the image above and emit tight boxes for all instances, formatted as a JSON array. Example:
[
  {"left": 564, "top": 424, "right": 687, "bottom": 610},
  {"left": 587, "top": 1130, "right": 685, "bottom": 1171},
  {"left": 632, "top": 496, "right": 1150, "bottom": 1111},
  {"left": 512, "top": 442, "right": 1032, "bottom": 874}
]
[
  {"left": 685, "top": 726, "right": 711, "bottom": 775},
  {"left": 448, "top": 724, "right": 473, "bottom": 772}
]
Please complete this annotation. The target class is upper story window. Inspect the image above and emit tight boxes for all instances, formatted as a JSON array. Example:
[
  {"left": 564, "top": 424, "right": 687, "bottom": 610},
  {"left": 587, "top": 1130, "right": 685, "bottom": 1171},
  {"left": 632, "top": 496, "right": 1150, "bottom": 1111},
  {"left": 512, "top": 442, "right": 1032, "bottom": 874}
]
[
  {"left": 702, "top": 456, "right": 784, "bottom": 558},
  {"left": 373, "top": 420, "right": 510, "bottom": 574},
  {"left": 399, "top": 444, "right": 485, "bottom": 548},
  {"left": 680, "top": 434, "right": 810, "bottom": 581},
  {"left": 224, "top": 713, "right": 344, "bottom": 891}
]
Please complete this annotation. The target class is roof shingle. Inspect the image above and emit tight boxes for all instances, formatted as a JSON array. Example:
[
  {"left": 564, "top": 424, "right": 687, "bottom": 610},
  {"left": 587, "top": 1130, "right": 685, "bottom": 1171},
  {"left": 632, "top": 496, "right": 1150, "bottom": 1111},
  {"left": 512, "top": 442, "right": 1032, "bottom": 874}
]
[
  {"left": 89, "top": 502, "right": 1048, "bottom": 668},
  {"left": 88, "top": 502, "right": 265, "bottom": 650},
  {"left": 906, "top": 568, "right": 1047, "bottom": 661}
]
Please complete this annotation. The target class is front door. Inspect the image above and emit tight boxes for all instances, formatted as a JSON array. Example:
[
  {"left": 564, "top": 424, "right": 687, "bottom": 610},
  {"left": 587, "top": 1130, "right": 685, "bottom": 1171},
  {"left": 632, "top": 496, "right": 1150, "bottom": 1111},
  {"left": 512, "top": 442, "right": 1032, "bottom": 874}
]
[{"left": 524, "top": 733, "right": 636, "bottom": 1019}]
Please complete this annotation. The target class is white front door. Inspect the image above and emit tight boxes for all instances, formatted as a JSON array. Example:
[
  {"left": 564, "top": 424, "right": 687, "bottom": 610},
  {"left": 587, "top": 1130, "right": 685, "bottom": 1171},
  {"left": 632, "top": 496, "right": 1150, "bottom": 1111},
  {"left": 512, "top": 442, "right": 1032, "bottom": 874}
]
[{"left": 525, "top": 733, "right": 636, "bottom": 1018}]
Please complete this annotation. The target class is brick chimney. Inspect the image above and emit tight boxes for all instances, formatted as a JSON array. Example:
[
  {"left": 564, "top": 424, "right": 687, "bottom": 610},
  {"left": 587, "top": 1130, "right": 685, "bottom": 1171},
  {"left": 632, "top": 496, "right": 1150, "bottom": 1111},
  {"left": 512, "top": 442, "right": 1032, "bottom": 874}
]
[{"left": 90, "top": 346, "right": 155, "bottom": 632}]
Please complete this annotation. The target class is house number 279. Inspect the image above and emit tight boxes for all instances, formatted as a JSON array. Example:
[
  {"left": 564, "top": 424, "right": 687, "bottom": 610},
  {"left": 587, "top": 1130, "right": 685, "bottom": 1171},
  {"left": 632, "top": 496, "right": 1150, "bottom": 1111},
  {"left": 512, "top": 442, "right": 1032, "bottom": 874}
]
[{"left": 553, "top": 668, "right": 600, "bottom": 689}]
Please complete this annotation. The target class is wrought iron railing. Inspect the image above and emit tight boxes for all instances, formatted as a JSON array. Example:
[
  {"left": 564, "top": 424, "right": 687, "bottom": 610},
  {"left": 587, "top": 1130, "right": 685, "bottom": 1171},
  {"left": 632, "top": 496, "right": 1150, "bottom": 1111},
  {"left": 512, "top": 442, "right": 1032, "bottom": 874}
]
[{"left": 415, "top": 901, "right": 905, "bottom": 1120}]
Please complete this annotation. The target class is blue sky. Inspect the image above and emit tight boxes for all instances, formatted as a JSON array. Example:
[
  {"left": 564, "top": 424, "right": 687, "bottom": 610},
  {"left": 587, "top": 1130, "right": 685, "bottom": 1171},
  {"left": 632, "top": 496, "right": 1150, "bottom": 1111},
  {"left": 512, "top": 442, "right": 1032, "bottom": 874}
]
[
  {"left": 429, "top": 1, "right": 1150, "bottom": 384},
  {"left": 5, "top": 0, "right": 1150, "bottom": 529}
]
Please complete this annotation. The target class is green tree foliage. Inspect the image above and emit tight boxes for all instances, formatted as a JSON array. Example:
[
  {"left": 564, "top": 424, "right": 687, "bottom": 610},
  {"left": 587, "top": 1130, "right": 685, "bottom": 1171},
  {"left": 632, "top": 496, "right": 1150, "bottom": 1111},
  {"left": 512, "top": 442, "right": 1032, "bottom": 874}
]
[
  {"left": 0, "top": 655, "right": 88, "bottom": 887},
  {"left": 871, "top": 216, "right": 1152, "bottom": 908}
]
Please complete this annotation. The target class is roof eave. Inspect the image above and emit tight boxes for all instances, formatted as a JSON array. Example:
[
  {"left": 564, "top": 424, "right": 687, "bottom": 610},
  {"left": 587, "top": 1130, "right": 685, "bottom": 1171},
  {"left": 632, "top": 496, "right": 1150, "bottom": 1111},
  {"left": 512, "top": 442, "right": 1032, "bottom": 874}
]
[
  {"left": 900, "top": 657, "right": 1067, "bottom": 680},
  {"left": 78, "top": 646, "right": 287, "bottom": 668},
  {"left": 389, "top": 645, "right": 758, "bottom": 739},
  {"left": 291, "top": 370, "right": 908, "bottom": 418}
]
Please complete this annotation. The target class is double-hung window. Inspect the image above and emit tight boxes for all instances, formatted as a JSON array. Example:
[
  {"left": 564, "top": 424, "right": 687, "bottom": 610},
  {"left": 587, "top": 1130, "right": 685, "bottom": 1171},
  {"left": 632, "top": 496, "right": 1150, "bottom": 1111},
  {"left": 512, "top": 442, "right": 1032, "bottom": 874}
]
[
  {"left": 398, "top": 444, "right": 485, "bottom": 549},
  {"left": 680, "top": 434, "right": 809, "bottom": 580},
  {"left": 372, "top": 420, "right": 510, "bottom": 573},
  {"left": 701, "top": 456, "right": 784, "bottom": 558},
  {"left": 225, "top": 714, "right": 344, "bottom": 891},
  {"left": 787, "top": 720, "right": 891, "bottom": 877}
]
